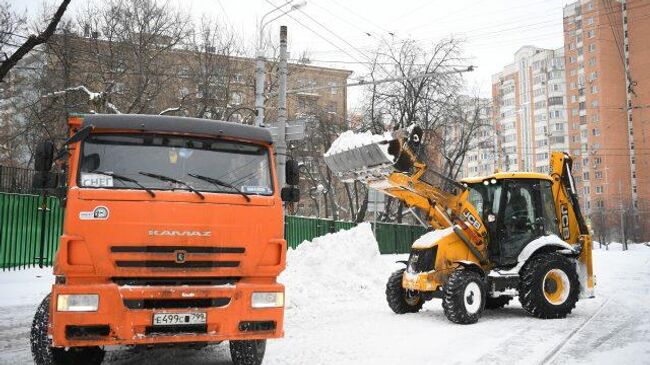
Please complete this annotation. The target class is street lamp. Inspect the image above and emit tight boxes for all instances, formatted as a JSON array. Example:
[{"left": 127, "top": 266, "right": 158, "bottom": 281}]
[{"left": 255, "top": 0, "right": 307, "bottom": 126}]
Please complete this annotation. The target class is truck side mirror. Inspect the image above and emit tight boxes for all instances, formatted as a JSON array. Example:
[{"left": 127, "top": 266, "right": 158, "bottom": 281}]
[
  {"left": 281, "top": 186, "right": 300, "bottom": 203},
  {"left": 285, "top": 159, "right": 300, "bottom": 186},
  {"left": 34, "top": 140, "right": 55, "bottom": 172}
]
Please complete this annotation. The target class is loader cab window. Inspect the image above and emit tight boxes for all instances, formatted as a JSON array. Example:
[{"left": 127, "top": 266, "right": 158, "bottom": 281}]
[{"left": 492, "top": 179, "right": 560, "bottom": 267}]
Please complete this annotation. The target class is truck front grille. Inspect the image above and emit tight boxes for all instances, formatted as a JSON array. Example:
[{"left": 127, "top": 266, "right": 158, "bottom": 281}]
[
  {"left": 112, "top": 277, "right": 239, "bottom": 286},
  {"left": 115, "top": 260, "right": 239, "bottom": 268},
  {"left": 123, "top": 297, "right": 231, "bottom": 310},
  {"left": 110, "top": 245, "right": 245, "bottom": 270},
  {"left": 407, "top": 246, "right": 438, "bottom": 273},
  {"left": 111, "top": 246, "right": 245, "bottom": 254}
]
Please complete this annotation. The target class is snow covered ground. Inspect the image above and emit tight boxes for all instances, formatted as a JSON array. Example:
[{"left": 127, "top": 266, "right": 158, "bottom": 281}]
[{"left": 1, "top": 225, "right": 649, "bottom": 365}]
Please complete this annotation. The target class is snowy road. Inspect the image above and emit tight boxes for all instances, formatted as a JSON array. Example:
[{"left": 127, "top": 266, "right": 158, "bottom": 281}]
[{"left": 1, "top": 225, "right": 648, "bottom": 365}]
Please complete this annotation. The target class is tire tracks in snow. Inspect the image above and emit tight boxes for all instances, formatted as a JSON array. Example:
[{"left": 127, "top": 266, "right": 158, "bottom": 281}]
[{"left": 538, "top": 297, "right": 611, "bottom": 365}]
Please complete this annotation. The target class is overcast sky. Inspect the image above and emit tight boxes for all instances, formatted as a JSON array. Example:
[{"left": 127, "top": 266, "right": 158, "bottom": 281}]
[{"left": 14, "top": 0, "right": 569, "bottom": 108}]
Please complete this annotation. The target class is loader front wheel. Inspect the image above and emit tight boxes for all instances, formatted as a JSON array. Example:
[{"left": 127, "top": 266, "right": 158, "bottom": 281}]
[
  {"left": 230, "top": 339, "right": 266, "bottom": 365},
  {"left": 519, "top": 252, "right": 579, "bottom": 319},
  {"left": 442, "top": 270, "right": 486, "bottom": 324},
  {"left": 30, "top": 295, "right": 105, "bottom": 365},
  {"left": 386, "top": 268, "right": 424, "bottom": 314}
]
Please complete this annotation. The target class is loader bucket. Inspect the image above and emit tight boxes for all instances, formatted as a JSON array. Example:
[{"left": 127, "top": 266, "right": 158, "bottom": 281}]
[
  {"left": 324, "top": 128, "right": 420, "bottom": 183},
  {"left": 324, "top": 140, "right": 396, "bottom": 182}
]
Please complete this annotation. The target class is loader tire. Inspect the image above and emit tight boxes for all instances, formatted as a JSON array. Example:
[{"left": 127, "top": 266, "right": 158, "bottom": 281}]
[
  {"left": 230, "top": 339, "right": 266, "bottom": 365},
  {"left": 442, "top": 270, "right": 486, "bottom": 324},
  {"left": 386, "top": 268, "right": 424, "bottom": 314},
  {"left": 485, "top": 295, "right": 512, "bottom": 310},
  {"left": 31, "top": 295, "right": 105, "bottom": 365},
  {"left": 518, "top": 252, "right": 579, "bottom": 319}
]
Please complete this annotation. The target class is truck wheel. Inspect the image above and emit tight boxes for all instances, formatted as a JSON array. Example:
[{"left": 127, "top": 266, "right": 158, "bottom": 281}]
[
  {"left": 442, "top": 270, "right": 486, "bottom": 324},
  {"left": 385, "top": 268, "right": 424, "bottom": 314},
  {"left": 485, "top": 295, "right": 512, "bottom": 310},
  {"left": 30, "top": 295, "right": 105, "bottom": 365},
  {"left": 519, "top": 252, "right": 579, "bottom": 319},
  {"left": 230, "top": 339, "right": 266, "bottom": 365}
]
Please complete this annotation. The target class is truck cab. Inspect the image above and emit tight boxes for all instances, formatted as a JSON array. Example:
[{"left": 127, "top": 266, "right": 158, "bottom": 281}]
[{"left": 31, "top": 114, "right": 297, "bottom": 365}]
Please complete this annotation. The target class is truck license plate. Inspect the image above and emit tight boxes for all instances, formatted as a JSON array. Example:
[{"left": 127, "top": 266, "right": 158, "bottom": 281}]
[{"left": 152, "top": 312, "right": 207, "bottom": 326}]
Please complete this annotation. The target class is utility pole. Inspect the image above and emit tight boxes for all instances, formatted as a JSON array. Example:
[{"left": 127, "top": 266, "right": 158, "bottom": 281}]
[
  {"left": 255, "top": 1, "right": 307, "bottom": 127},
  {"left": 277, "top": 25, "right": 288, "bottom": 188}
]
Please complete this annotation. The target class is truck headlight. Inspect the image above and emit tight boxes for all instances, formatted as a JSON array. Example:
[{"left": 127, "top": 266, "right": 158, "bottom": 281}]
[
  {"left": 251, "top": 292, "right": 284, "bottom": 308},
  {"left": 57, "top": 294, "right": 99, "bottom": 312}
]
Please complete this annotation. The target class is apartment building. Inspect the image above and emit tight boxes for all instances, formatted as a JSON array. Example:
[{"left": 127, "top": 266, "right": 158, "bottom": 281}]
[
  {"left": 492, "top": 46, "right": 569, "bottom": 174},
  {"left": 563, "top": 0, "right": 650, "bottom": 240},
  {"left": 460, "top": 99, "right": 497, "bottom": 178}
]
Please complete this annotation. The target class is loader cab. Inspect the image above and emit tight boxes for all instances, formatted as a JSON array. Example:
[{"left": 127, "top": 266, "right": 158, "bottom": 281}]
[{"left": 466, "top": 176, "right": 560, "bottom": 267}]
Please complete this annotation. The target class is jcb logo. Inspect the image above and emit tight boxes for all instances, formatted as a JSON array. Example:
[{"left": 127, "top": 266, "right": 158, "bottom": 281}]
[
  {"left": 560, "top": 205, "right": 570, "bottom": 240},
  {"left": 463, "top": 209, "right": 482, "bottom": 230}
]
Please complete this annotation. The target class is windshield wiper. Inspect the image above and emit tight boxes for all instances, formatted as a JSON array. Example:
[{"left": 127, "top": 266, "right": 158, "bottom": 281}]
[
  {"left": 138, "top": 171, "right": 205, "bottom": 200},
  {"left": 92, "top": 170, "right": 155, "bottom": 197},
  {"left": 188, "top": 173, "right": 251, "bottom": 202}
]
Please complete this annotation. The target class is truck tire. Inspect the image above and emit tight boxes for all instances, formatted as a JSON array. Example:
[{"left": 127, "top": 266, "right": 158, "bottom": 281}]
[
  {"left": 385, "top": 268, "right": 424, "bottom": 314},
  {"left": 518, "top": 252, "right": 579, "bottom": 319},
  {"left": 31, "top": 295, "right": 105, "bottom": 365},
  {"left": 442, "top": 270, "right": 486, "bottom": 324},
  {"left": 485, "top": 295, "right": 512, "bottom": 310},
  {"left": 230, "top": 339, "right": 266, "bottom": 365}
]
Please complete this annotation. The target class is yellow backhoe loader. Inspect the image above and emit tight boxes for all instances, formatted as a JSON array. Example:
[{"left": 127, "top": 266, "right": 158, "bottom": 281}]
[{"left": 325, "top": 126, "right": 594, "bottom": 324}]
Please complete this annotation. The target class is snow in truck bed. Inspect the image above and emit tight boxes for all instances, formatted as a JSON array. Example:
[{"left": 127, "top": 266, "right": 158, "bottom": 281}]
[{"left": 1, "top": 225, "right": 649, "bottom": 364}]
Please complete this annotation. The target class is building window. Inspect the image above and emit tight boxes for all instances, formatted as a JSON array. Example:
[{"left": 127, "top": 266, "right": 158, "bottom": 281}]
[
  {"left": 329, "top": 82, "right": 338, "bottom": 95},
  {"left": 589, "top": 71, "right": 598, "bottom": 81},
  {"left": 587, "top": 17, "right": 595, "bottom": 25},
  {"left": 592, "top": 114, "right": 600, "bottom": 122},
  {"left": 571, "top": 95, "right": 577, "bottom": 103},
  {"left": 592, "top": 128, "right": 600, "bottom": 136},
  {"left": 588, "top": 57, "right": 596, "bottom": 66},
  {"left": 591, "top": 100, "right": 599, "bottom": 107},
  {"left": 596, "top": 200, "right": 604, "bottom": 208},
  {"left": 230, "top": 92, "right": 243, "bottom": 105},
  {"left": 595, "top": 171, "right": 603, "bottom": 179},
  {"left": 570, "top": 82, "right": 576, "bottom": 90},
  {"left": 586, "top": 2, "right": 593, "bottom": 11},
  {"left": 595, "top": 186, "right": 603, "bottom": 194},
  {"left": 583, "top": 172, "right": 590, "bottom": 181},
  {"left": 591, "top": 85, "right": 598, "bottom": 94},
  {"left": 583, "top": 186, "right": 590, "bottom": 195},
  {"left": 589, "top": 43, "right": 596, "bottom": 52}
]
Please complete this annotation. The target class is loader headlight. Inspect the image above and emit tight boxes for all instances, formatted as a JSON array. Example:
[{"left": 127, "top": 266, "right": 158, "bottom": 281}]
[
  {"left": 57, "top": 294, "right": 99, "bottom": 312},
  {"left": 251, "top": 292, "right": 284, "bottom": 308}
]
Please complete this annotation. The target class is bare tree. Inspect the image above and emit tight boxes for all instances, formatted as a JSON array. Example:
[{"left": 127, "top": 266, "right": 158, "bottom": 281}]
[
  {"left": 0, "top": 0, "right": 70, "bottom": 82},
  {"left": 436, "top": 95, "right": 492, "bottom": 180}
]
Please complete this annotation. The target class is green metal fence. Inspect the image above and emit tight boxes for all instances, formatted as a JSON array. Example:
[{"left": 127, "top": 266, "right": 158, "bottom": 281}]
[
  {"left": 284, "top": 216, "right": 427, "bottom": 254},
  {"left": 0, "top": 192, "right": 426, "bottom": 270},
  {"left": 0, "top": 193, "right": 64, "bottom": 270}
]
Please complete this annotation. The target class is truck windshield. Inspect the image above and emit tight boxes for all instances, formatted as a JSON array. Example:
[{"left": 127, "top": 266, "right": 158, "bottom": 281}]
[{"left": 78, "top": 134, "right": 273, "bottom": 196}]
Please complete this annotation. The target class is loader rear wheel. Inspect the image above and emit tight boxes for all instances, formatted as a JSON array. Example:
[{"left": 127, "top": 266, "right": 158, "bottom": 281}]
[
  {"left": 230, "top": 339, "right": 266, "bottom": 365},
  {"left": 386, "top": 268, "right": 424, "bottom": 314},
  {"left": 519, "top": 252, "right": 579, "bottom": 319},
  {"left": 30, "top": 295, "right": 105, "bottom": 365},
  {"left": 442, "top": 270, "right": 486, "bottom": 324},
  {"left": 485, "top": 295, "right": 512, "bottom": 310}
]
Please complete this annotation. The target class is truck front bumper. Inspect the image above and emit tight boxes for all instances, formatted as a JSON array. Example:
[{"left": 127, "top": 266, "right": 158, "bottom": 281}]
[{"left": 49, "top": 281, "right": 284, "bottom": 348}]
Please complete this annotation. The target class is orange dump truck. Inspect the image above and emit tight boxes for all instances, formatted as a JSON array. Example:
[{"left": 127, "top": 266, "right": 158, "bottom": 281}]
[{"left": 30, "top": 114, "right": 300, "bottom": 365}]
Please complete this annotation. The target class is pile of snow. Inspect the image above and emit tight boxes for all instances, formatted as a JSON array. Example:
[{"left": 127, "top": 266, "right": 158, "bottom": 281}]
[
  {"left": 279, "top": 223, "right": 390, "bottom": 310},
  {"left": 324, "top": 130, "right": 394, "bottom": 158}
]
